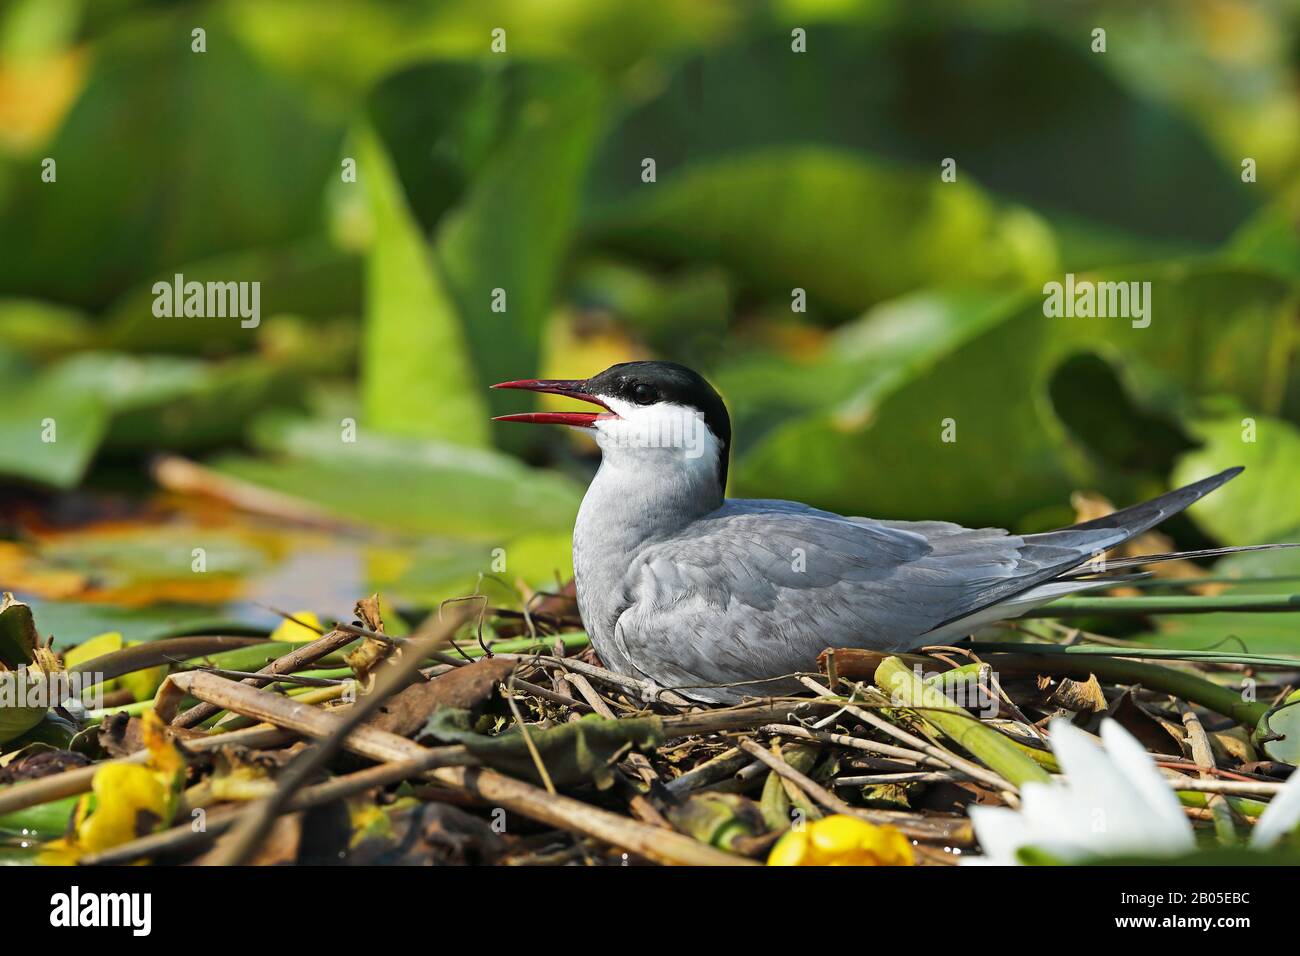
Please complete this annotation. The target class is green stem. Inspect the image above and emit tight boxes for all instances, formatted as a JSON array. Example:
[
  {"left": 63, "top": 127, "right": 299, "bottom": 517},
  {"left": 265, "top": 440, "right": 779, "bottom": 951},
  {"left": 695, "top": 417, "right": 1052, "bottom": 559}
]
[
  {"left": 0, "top": 794, "right": 80, "bottom": 838},
  {"left": 1177, "top": 792, "right": 1269, "bottom": 818},
  {"left": 460, "top": 631, "right": 590, "bottom": 657},
  {"left": 982, "top": 652, "right": 1267, "bottom": 727},
  {"left": 875, "top": 657, "right": 1051, "bottom": 789},
  {"left": 1029, "top": 594, "right": 1300, "bottom": 616}
]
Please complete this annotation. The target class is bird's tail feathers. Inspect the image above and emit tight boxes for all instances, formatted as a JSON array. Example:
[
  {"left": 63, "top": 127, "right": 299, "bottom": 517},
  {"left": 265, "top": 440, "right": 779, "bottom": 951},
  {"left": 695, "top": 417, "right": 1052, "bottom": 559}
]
[{"left": 928, "top": 467, "right": 1245, "bottom": 634}]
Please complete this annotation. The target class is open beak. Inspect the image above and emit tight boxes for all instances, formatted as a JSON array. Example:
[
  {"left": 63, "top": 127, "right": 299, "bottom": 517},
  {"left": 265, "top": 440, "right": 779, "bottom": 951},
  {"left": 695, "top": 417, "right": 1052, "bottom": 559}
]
[{"left": 491, "top": 379, "right": 613, "bottom": 428}]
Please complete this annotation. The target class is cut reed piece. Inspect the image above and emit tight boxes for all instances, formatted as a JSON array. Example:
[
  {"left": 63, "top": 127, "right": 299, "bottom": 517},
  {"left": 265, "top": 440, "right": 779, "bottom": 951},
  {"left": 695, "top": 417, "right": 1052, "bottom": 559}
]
[
  {"left": 873, "top": 657, "right": 1052, "bottom": 790},
  {"left": 661, "top": 700, "right": 830, "bottom": 737},
  {"left": 796, "top": 676, "right": 1014, "bottom": 793}
]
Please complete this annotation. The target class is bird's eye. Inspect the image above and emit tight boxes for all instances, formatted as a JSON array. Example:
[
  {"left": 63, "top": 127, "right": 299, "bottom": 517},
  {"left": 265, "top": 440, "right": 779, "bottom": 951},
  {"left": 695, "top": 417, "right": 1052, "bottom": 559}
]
[{"left": 632, "top": 383, "right": 656, "bottom": 405}]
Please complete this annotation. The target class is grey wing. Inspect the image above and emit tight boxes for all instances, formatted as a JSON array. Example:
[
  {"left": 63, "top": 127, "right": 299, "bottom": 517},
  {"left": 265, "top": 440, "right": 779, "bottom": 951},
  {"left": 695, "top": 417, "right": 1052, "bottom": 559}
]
[
  {"left": 614, "top": 501, "right": 1031, "bottom": 700},
  {"left": 613, "top": 469, "right": 1244, "bottom": 701}
]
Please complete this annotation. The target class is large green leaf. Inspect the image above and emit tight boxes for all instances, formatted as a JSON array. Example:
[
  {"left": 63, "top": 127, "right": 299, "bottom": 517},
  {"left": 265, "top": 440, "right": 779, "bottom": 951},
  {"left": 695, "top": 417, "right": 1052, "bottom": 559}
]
[
  {"left": 585, "top": 23, "right": 1254, "bottom": 286},
  {"left": 224, "top": 0, "right": 731, "bottom": 98},
  {"left": 1229, "top": 192, "right": 1300, "bottom": 283},
  {"left": 1227, "top": 194, "right": 1300, "bottom": 424},
  {"left": 730, "top": 266, "right": 1296, "bottom": 528},
  {"left": 0, "top": 349, "right": 311, "bottom": 486},
  {"left": 0, "top": 299, "right": 92, "bottom": 358},
  {"left": 715, "top": 287, "right": 1020, "bottom": 454},
  {"left": 366, "top": 60, "right": 603, "bottom": 438},
  {"left": 586, "top": 147, "right": 1053, "bottom": 317},
  {"left": 0, "top": 14, "right": 342, "bottom": 310},
  {"left": 355, "top": 123, "right": 488, "bottom": 445},
  {"left": 103, "top": 239, "right": 362, "bottom": 355}
]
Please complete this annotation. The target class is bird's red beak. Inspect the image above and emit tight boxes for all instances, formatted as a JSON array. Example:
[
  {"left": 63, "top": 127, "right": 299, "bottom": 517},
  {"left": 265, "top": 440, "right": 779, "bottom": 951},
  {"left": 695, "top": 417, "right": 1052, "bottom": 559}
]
[{"left": 491, "top": 379, "right": 613, "bottom": 428}]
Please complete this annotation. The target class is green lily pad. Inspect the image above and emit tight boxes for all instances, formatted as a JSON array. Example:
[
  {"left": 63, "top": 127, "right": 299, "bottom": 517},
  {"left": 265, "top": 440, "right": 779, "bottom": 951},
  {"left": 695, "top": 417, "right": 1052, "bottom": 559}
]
[
  {"left": 587, "top": 146, "right": 1051, "bottom": 317},
  {"left": 41, "top": 351, "right": 304, "bottom": 452},
  {"left": 0, "top": 370, "right": 108, "bottom": 488},
  {"left": 1256, "top": 697, "right": 1300, "bottom": 765}
]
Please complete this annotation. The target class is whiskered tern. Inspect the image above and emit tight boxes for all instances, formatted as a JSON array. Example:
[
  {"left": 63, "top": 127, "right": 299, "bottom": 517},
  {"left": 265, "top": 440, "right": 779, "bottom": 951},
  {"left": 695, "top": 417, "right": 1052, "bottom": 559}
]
[{"left": 496, "top": 361, "right": 1257, "bottom": 703}]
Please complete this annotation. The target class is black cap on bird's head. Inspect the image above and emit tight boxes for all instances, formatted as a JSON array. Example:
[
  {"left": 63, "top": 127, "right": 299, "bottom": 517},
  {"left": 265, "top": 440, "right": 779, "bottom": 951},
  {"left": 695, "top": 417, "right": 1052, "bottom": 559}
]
[{"left": 492, "top": 361, "right": 732, "bottom": 489}]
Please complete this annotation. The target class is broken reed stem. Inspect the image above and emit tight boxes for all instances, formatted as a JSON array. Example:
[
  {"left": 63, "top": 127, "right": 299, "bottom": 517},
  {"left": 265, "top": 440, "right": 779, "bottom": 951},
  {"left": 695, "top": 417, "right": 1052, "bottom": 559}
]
[
  {"left": 1163, "top": 775, "right": 1290, "bottom": 797},
  {"left": 738, "top": 738, "right": 857, "bottom": 818},
  {"left": 492, "top": 652, "right": 694, "bottom": 707},
  {"left": 171, "top": 625, "right": 362, "bottom": 728},
  {"left": 505, "top": 676, "right": 591, "bottom": 712},
  {"left": 758, "top": 723, "right": 954, "bottom": 770},
  {"left": 158, "top": 671, "right": 468, "bottom": 764},
  {"left": 797, "top": 676, "right": 1014, "bottom": 792},
  {"left": 665, "top": 747, "right": 749, "bottom": 794},
  {"left": 662, "top": 699, "right": 828, "bottom": 737},
  {"left": 561, "top": 669, "right": 662, "bottom": 792},
  {"left": 835, "top": 772, "right": 962, "bottom": 786},
  {"left": 1003, "top": 653, "right": 1268, "bottom": 727},
  {"left": 159, "top": 669, "right": 748, "bottom": 866},
  {"left": 873, "top": 659, "right": 1053, "bottom": 790},
  {"left": 1028, "top": 594, "right": 1300, "bottom": 616}
]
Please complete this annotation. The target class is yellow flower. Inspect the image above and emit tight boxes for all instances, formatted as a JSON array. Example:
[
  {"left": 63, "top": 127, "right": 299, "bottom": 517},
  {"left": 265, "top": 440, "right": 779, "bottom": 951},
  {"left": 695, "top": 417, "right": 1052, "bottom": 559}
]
[
  {"left": 348, "top": 801, "right": 394, "bottom": 848},
  {"left": 77, "top": 764, "right": 170, "bottom": 854},
  {"left": 38, "top": 712, "right": 184, "bottom": 864},
  {"left": 271, "top": 611, "right": 323, "bottom": 644},
  {"left": 767, "top": 815, "right": 914, "bottom": 866}
]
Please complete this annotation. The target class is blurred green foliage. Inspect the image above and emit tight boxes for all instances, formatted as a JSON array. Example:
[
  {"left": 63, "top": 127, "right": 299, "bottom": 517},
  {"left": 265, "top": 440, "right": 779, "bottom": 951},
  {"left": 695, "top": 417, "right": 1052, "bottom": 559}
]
[{"left": 1, "top": 0, "right": 1300, "bottom": 629}]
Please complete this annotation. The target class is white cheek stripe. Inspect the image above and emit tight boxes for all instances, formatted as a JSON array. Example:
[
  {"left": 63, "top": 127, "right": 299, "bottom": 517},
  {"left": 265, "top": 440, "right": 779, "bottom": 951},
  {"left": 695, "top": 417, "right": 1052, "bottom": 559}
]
[{"left": 595, "top": 399, "right": 712, "bottom": 460}]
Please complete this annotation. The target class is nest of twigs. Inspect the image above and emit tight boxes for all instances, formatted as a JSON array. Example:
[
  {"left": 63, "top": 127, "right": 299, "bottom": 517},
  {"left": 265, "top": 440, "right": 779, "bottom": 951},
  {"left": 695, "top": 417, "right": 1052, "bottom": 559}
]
[{"left": 1, "top": 587, "right": 1297, "bottom": 866}]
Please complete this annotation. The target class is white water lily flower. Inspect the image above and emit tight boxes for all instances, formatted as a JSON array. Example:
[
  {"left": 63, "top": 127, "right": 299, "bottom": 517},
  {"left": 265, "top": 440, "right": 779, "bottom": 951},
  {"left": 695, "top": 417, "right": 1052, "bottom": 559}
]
[
  {"left": 967, "top": 717, "right": 1300, "bottom": 864},
  {"left": 1250, "top": 762, "right": 1300, "bottom": 849}
]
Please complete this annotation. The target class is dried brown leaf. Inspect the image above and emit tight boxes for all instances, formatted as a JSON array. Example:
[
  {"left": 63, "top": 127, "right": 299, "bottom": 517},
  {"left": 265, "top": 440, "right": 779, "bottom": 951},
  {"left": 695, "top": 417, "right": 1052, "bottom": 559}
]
[{"left": 367, "top": 657, "right": 516, "bottom": 737}]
